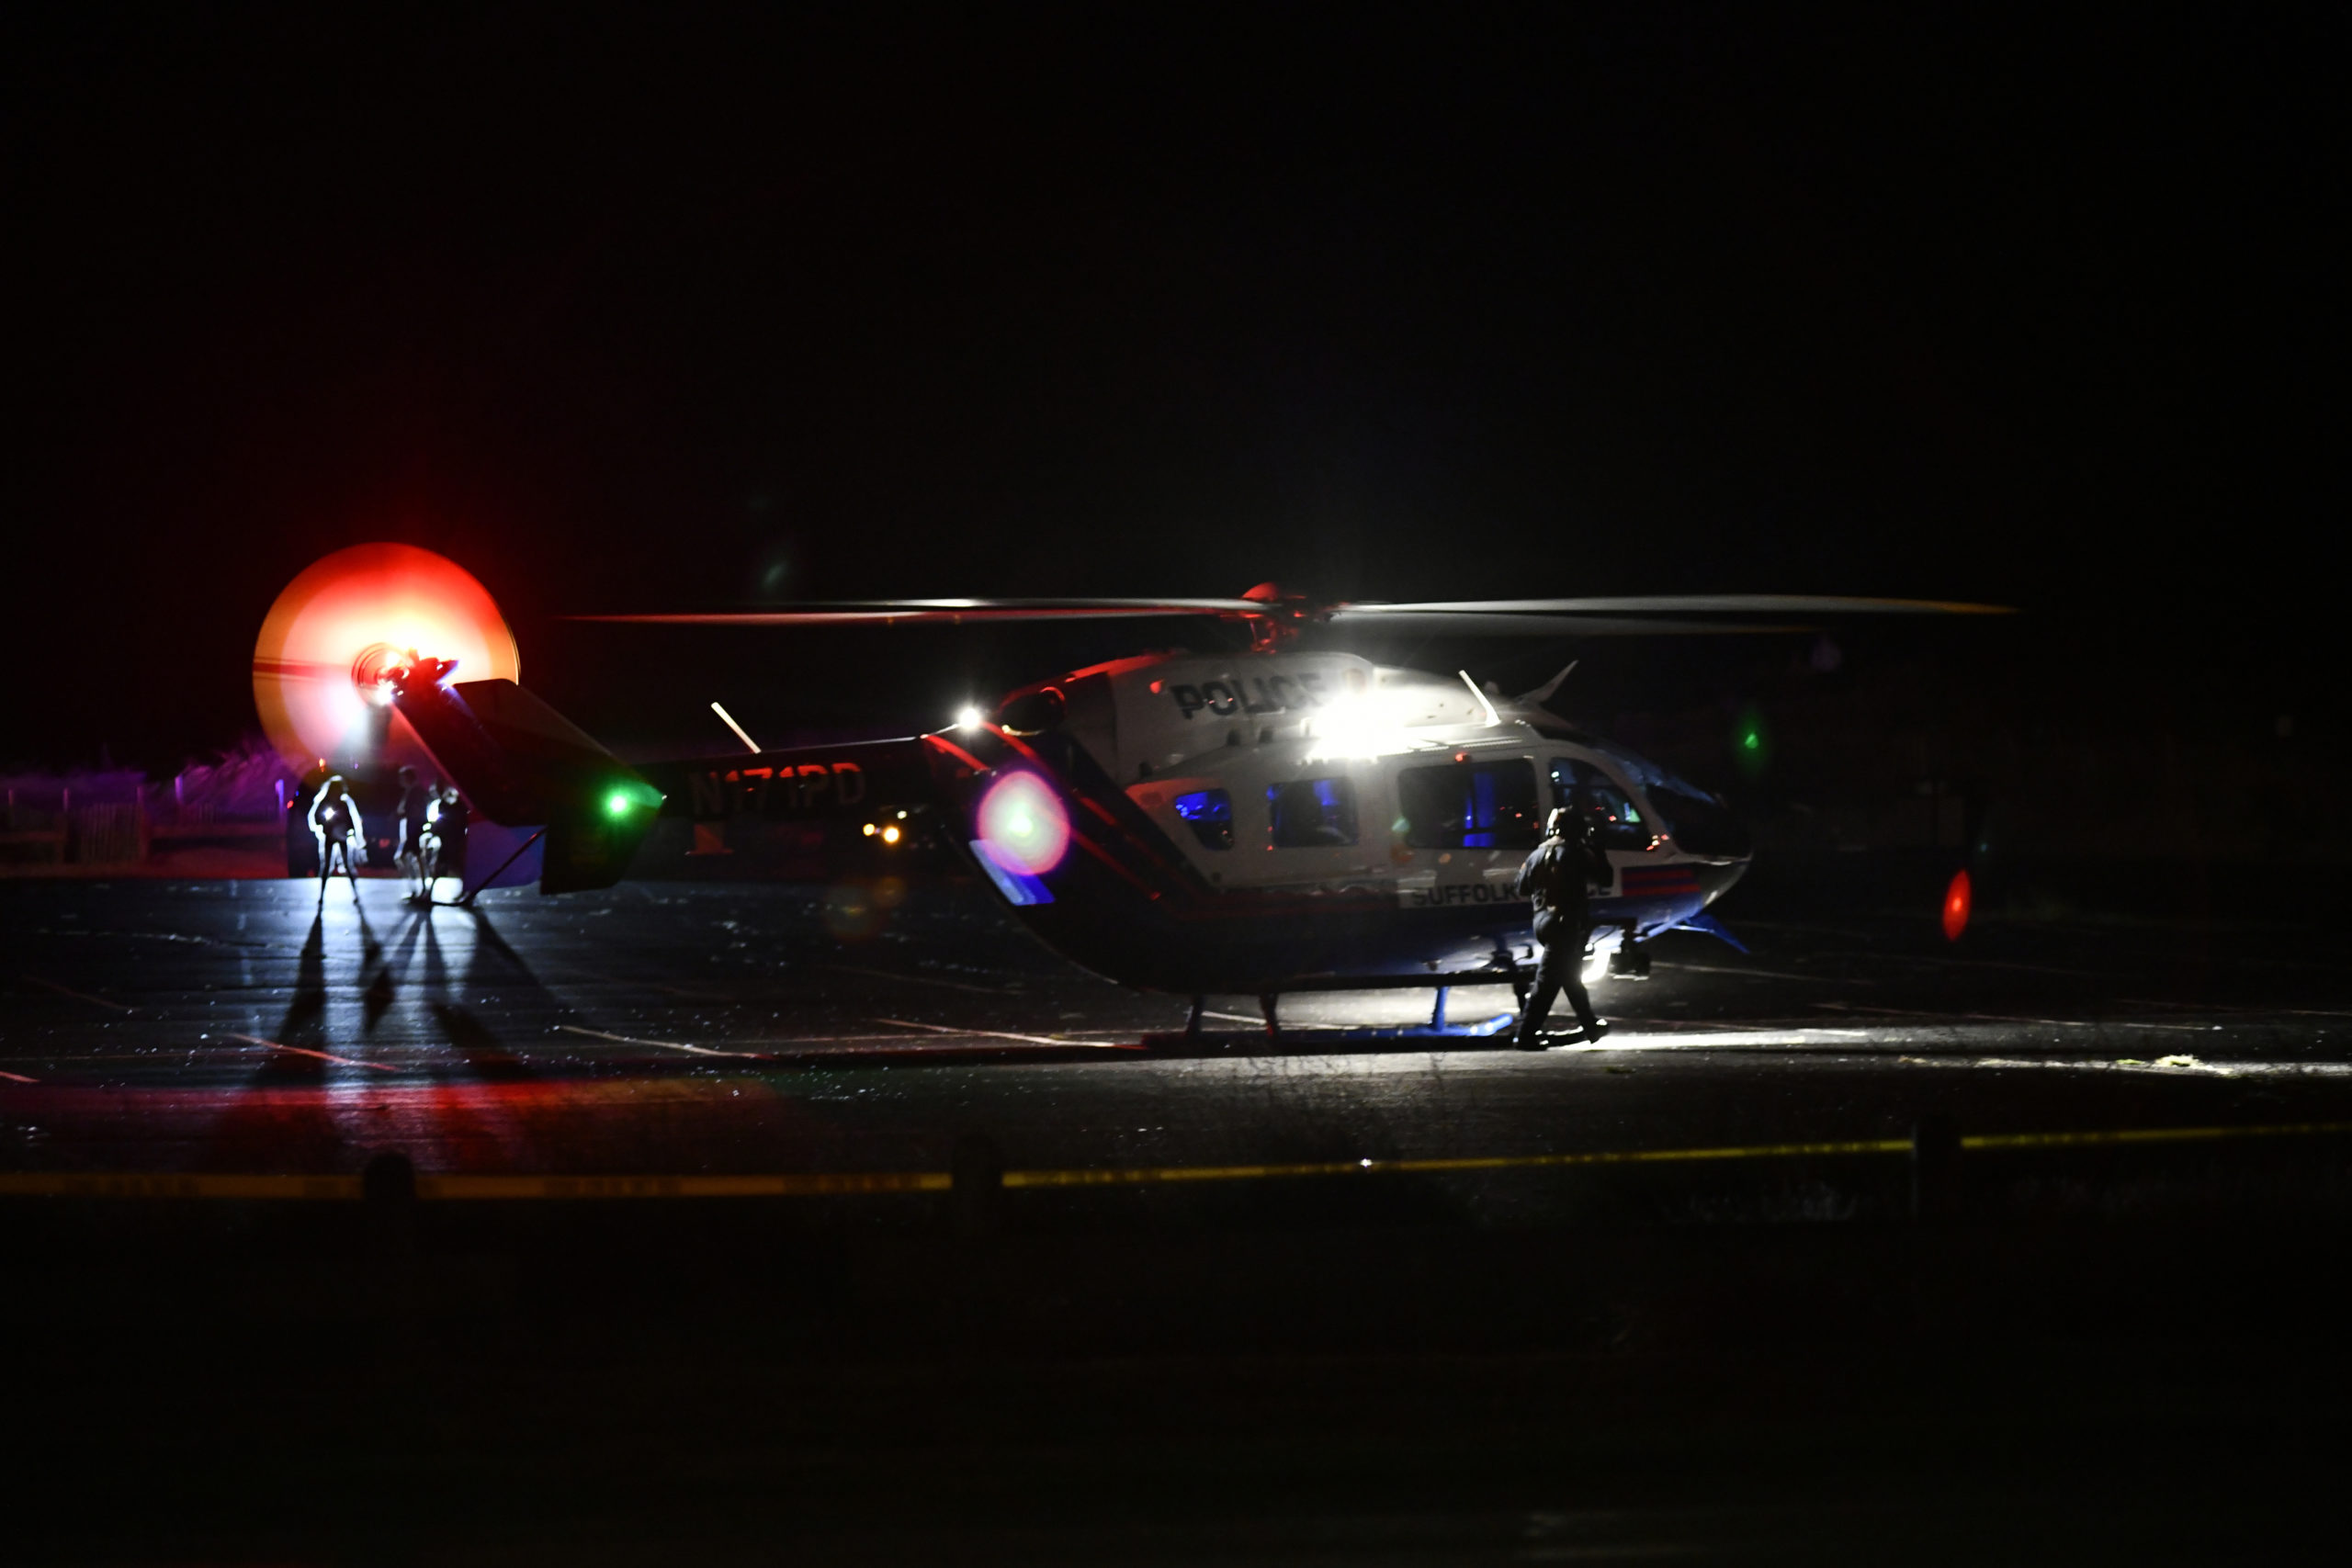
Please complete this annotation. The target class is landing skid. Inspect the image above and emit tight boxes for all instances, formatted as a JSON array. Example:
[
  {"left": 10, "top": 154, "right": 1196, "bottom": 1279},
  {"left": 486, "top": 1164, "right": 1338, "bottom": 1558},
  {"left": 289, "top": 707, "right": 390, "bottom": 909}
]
[
  {"left": 1313, "top": 1011, "right": 1517, "bottom": 1041},
  {"left": 1179, "top": 986, "right": 1519, "bottom": 1044},
  {"left": 1318, "top": 986, "right": 1516, "bottom": 1040}
]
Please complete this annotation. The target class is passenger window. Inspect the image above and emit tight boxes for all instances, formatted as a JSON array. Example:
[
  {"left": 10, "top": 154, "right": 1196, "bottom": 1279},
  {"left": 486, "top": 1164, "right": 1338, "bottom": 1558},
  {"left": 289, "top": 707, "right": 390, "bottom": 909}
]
[
  {"left": 1396, "top": 760, "right": 1542, "bottom": 850},
  {"left": 1550, "top": 758, "right": 1649, "bottom": 851},
  {"left": 1171, "top": 788, "right": 1232, "bottom": 850},
  {"left": 1266, "top": 776, "right": 1359, "bottom": 848}
]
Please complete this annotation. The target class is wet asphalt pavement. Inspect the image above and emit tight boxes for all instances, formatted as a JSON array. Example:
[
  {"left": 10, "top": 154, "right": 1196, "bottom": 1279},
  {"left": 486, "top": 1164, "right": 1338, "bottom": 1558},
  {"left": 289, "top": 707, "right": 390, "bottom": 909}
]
[
  {"left": 6, "top": 874, "right": 2352, "bottom": 1563},
  {"left": 5, "top": 874, "right": 2349, "bottom": 1184}
]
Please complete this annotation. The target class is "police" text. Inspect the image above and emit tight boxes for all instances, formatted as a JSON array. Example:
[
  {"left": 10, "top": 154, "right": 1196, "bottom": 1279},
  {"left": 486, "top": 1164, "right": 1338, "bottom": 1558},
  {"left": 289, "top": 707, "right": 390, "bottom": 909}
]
[{"left": 1170, "top": 672, "right": 1331, "bottom": 720}]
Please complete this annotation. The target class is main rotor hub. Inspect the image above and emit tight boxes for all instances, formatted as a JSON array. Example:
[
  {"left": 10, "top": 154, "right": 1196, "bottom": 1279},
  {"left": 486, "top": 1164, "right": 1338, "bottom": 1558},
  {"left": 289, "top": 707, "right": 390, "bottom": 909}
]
[
  {"left": 1239, "top": 581, "right": 1318, "bottom": 648},
  {"left": 252, "top": 542, "right": 518, "bottom": 770}
]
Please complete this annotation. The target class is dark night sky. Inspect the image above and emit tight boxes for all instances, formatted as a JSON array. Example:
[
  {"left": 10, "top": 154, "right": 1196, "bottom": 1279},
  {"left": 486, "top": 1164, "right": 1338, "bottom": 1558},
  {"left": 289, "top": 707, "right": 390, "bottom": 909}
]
[{"left": 3, "top": 6, "right": 2335, "bottom": 769}]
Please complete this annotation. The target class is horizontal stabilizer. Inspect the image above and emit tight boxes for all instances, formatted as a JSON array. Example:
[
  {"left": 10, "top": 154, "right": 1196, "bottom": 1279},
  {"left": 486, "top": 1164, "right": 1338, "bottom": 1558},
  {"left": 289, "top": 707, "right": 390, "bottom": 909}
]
[
  {"left": 391, "top": 674, "right": 663, "bottom": 894},
  {"left": 1517, "top": 661, "right": 1577, "bottom": 706}
]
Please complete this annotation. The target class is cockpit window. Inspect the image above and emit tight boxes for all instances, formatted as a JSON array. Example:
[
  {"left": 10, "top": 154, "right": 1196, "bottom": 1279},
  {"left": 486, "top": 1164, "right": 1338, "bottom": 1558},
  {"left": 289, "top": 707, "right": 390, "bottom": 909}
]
[
  {"left": 1588, "top": 740, "right": 1713, "bottom": 807},
  {"left": 1171, "top": 788, "right": 1232, "bottom": 850},
  {"left": 1549, "top": 758, "right": 1651, "bottom": 852},
  {"left": 1397, "top": 760, "right": 1542, "bottom": 850},
  {"left": 1267, "top": 776, "right": 1359, "bottom": 848},
  {"left": 1644, "top": 780, "right": 1750, "bottom": 858}
]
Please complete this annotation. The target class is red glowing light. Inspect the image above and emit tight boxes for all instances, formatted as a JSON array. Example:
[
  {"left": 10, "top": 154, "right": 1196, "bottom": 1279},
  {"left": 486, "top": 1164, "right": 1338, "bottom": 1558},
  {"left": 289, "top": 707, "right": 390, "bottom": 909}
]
[
  {"left": 1941, "top": 869, "right": 1972, "bottom": 942},
  {"left": 253, "top": 544, "right": 517, "bottom": 770},
  {"left": 975, "top": 771, "right": 1070, "bottom": 876}
]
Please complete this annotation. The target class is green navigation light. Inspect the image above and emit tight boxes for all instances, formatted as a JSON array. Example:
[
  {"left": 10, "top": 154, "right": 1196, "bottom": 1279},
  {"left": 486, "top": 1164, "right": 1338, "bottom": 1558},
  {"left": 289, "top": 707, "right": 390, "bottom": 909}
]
[
  {"left": 605, "top": 790, "right": 632, "bottom": 818},
  {"left": 1732, "top": 705, "right": 1769, "bottom": 778}
]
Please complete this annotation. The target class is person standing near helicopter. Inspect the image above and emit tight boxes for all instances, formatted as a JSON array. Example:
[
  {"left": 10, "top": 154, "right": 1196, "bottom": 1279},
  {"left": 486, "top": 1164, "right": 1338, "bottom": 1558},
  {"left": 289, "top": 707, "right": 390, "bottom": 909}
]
[
  {"left": 308, "top": 773, "right": 364, "bottom": 904},
  {"left": 422, "top": 784, "right": 468, "bottom": 897},
  {"left": 392, "top": 765, "right": 437, "bottom": 900},
  {"left": 1512, "top": 807, "right": 1612, "bottom": 1049}
]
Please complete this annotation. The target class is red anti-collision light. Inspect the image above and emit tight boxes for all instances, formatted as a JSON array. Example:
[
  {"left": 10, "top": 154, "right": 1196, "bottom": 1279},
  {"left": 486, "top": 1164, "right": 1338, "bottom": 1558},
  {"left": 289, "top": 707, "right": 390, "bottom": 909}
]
[
  {"left": 1941, "top": 869, "right": 1972, "bottom": 942},
  {"left": 976, "top": 771, "right": 1070, "bottom": 876}
]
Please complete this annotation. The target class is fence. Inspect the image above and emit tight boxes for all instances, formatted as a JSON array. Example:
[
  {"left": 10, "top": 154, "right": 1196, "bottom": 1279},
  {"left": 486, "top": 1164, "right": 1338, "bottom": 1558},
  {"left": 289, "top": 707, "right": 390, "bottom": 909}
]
[{"left": 2, "top": 758, "right": 289, "bottom": 872}]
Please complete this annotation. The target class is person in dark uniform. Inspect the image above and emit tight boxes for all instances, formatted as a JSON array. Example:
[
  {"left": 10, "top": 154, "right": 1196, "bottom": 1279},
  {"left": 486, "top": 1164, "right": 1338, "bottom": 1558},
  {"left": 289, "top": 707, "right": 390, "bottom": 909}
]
[
  {"left": 392, "top": 766, "right": 435, "bottom": 900},
  {"left": 1512, "top": 807, "right": 1612, "bottom": 1049},
  {"left": 423, "top": 784, "right": 468, "bottom": 897}
]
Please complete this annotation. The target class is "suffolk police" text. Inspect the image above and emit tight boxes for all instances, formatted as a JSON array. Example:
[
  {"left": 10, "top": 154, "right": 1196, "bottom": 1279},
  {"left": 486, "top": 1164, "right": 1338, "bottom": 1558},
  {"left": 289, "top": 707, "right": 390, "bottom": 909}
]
[{"left": 1396, "top": 883, "right": 1531, "bottom": 909}]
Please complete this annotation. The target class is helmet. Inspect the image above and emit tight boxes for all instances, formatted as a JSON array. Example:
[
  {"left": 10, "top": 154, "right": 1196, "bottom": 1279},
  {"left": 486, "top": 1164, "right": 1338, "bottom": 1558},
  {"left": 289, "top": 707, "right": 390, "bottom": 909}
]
[{"left": 1545, "top": 807, "right": 1577, "bottom": 839}]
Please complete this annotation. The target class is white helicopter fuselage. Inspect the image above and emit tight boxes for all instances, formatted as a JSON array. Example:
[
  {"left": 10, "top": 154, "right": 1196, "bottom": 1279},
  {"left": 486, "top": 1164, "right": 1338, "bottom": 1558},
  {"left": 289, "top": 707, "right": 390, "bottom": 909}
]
[
  {"left": 1023, "top": 649, "right": 1738, "bottom": 895},
  {"left": 943, "top": 649, "right": 1749, "bottom": 990}
]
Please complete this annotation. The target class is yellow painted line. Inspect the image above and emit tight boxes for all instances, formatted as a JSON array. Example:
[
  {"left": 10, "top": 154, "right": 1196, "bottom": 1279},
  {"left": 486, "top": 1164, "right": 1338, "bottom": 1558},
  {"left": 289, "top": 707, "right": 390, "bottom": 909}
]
[
  {"left": 5, "top": 1121, "right": 2348, "bottom": 1201},
  {"left": 1001, "top": 1137, "right": 1915, "bottom": 1189},
  {"left": 417, "top": 1171, "right": 951, "bottom": 1199},
  {"left": 0, "top": 1172, "right": 360, "bottom": 1200},
  {"left": 1963, "top": 1120, "right": 2352, "bottom": 1152}
]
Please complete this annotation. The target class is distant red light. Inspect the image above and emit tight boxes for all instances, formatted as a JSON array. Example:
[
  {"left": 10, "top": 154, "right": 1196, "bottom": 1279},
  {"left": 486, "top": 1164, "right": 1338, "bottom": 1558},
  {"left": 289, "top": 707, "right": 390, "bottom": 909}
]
[{"left": 1941, "top": 869, "right": 1972, "bottom": 942}]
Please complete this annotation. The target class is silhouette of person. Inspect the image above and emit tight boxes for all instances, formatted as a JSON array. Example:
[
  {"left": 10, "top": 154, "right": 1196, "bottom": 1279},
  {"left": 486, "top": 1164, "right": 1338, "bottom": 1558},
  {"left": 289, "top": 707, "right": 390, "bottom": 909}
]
[
  {"left": 392, "top": 765, "right": 435, "bottom": 899},
  {"left": 423, "top": 785, "right": 468, "bottom": 897},
  {"left": 1511, "top": 807, "right": 1612, "bottom": 1049},
  {"left": 309, "top": 774, "right": 364, "bottom": 904}
]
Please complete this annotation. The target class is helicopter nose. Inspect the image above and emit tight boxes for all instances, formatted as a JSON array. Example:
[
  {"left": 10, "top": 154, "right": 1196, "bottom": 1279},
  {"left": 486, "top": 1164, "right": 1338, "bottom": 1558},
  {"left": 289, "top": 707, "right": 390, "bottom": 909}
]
[{"left": 976, "top": 770, "right": 1071, "bottom": 875}]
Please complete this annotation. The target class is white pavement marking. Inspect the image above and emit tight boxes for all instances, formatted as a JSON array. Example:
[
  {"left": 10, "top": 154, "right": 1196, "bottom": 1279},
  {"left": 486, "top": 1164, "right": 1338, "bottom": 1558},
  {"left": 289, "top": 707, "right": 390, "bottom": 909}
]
[
  {"left": 1877, "top": 1055, "right": 2352, "bottom": 1078},
  {"left": 557, "top": 1025, "right": 775, "bottom": 1060},
  {"left": 226, "top": 1032, "right": 397, "bottom": 1072},
  {"left": 19, "top": 975, "right": 131, "bottom": 1011},
  {"left": 2120, "top": 998, "right": 2352, "bottom": 1021},
  {"left": 551, "top": 1026, "right": 1078, "bottom": 1053},
  {"left": 1815, "top": 1001, "right": 2215, "bottom": 1032},
  {"left": 1883, "top": 953, "right": 2109, "bottom": 978},
  {"left": 874, "top": 1018, "right": 1141, "bottom": 1050},
  {"left": 829, "top": 964, "right": 1022, "bottom": 995},
  {"left": 1562, "top": 1030, "right": 1876, "bottom": 1051},
  {"left": 1662, "top": 962, "right": 1873, "bottom": 986}
]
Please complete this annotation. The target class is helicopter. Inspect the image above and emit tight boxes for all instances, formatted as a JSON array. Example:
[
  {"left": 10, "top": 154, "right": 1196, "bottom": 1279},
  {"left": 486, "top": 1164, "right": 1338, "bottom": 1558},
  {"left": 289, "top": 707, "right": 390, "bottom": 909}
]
[{"left": 253, "top": 547, "right": 2007, "bottom": 1032}]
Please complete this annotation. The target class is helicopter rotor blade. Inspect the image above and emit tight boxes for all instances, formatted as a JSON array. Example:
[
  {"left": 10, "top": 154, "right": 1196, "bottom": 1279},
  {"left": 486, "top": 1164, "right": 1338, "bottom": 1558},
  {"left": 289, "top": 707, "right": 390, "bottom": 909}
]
[
  {"left": 568, "top": 592, "right": 2013, "bottom": 634},
  {"left": 1337, "top": 594, "right": 2015, "bottom": 617},
  {"left": 569, "top": 598, "right": 1268, "bottom": 626},
  {"left": 251, "top": 658, "right": 367, "bottom": 681},
  {"left": 1319, "top": 612, "right": 1814, "bottom": 637}
]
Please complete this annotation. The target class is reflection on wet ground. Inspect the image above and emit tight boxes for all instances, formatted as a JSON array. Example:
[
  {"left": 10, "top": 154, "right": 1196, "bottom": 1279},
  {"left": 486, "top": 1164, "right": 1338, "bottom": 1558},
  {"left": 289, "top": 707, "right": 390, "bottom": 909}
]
[
  {"left": 6, "top": 877, "right": 2352, "bottom": 1562},
  {"left": 5, "top": 877, "right": 2349, "bottom": 1185}
]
